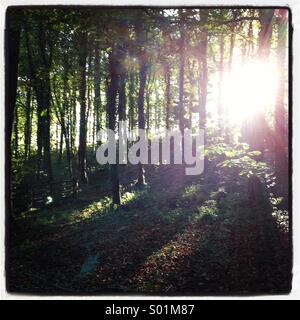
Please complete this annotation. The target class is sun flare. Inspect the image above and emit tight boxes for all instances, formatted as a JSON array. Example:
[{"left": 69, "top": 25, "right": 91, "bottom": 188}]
[{"left": 223, "top": 61, "right": 278, "bottom": 123}]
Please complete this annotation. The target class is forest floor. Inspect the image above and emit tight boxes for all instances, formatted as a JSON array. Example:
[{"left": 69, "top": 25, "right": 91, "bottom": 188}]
[{"left": 7, "top": 164, "right": 292, "bottom": 295}]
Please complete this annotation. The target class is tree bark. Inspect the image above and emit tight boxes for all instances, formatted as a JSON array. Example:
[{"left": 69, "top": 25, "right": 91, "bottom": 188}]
[
  {"left": 258, "top": 9, "right": 274, "bottom": 59},
  {"left": 6, "top": 10, "right": 20, "bottom": 152},
  {"left": 62, "top": 57, "right": 72, "bottom": 176},
  {"left": 135, "top": 20, "right": 147, "bottom": 186},
  {"left": 94, "top": 33, "right": 102, "bottom": 146},
  {"left": 199, "top": 11, "right": 208, "bottom": 170},
  {"left": 107, "top": 46, "right": 121, "bottom": 204},
  {"left": 128, "top": 72, "right": 135, "bottom": 134},
  {"left": 274, "top": 9, "right": 289, "bottom": 206},
  {"left": 24, "top": 85, "right": 32, "bottom": 160},
  {"left": 13, "top": 98, "right": 19, "bottom": 156},
  {"left": 199, "top": 12, "right": 208, "bottom": 131},
  {"left": 178, "top": 24, "right": 185, "bottom": 135},
  {"left": 247, "top": 9, "right": 274, "bottom": 204},
  {"left": 164, "top": 63, "right": 171, "bottom": 131},
  {"left": 25, "top": 19, "right": 53, "bottom": 181},
  {"left": 218, "top": 34, "right": 224, "bottom": 130},
  {"left": 162, "top": 28, "right": 172, "bottom": 131},
  {"left": 77, "top": 30, "right": 88, "bottom": 185}
]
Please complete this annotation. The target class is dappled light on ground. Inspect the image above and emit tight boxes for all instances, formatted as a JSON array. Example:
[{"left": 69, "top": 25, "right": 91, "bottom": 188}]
[{"left": 7, "top": 164, "right": 291, "bottom": 294}]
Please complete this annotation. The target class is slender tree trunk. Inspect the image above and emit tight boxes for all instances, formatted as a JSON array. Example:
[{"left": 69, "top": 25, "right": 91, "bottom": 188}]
[
  {"left": 218, "top": 34, "right": 224, "bottom": 130},
  {"left": 43, "top": 76, "right": 53, "bottom": 181},
  {"left": 274, "top": 9, "right": 289, "bottom": 205},
  {"left": 62, "top": 58, "right": 72, "bottom": 176},
  {"left": 177, "top": 11, "right": 187, "bottom": 170},
  {"left": 178, "top": 27, "right": 185, "bottom": 135},
  {"left": 87, "top": 55, "right": 93, "bottom": 147},
  {"left": 59, "top": 129, "right": 63, "bottom": 160},
  {"left": 228, "top": 9, "right": 237, "bottom": 71},
  {"left": 25, "top": 21, "right": 53, "bottom": 181},
  {"left": 108, "top": 46, "right": 121, "bottom": 204},
  {"left": 94, "top": 35, "right": 102, "bottom": 146},
  {"left": 28, "top": 99, "right": 34, "bottom": 158},
  {"left": 225, "top": 12, "right": 237, "bottom": 143},
  {"left": 164, "top": 62, "right": 171, "bottom": 130},
  {"left": 187, "top": 58, "right": 195, "bottom": 129},
  {"left": 38, "top": 21, "right": 53, "bottom": 181},
  {"left": 5, "top": 8, "right": 21, "bottom": 225},
  {"left": 146, "top": 88, "right": 151, "bottom": 134},
  {"left": 117, "top": 19, "right": 128, "bottom": 124},
  {"left": 199, "top": 11, "right": 208, "bottom": 170},
  {"left": 6, "top": 10, "right": 21, "bottom": 154},
  {"left": 199, "top": 12, "right": 208, "bottom": 131},
  {"left": 129, "top": 72, "right": 135, "bottom": 134},
  {"left": 162, "top": 28, "right": 172, "bottom": 131},
  {"left": 24, "top": 85, "right": 32, "bottom": 160},
  {"left": 13, "top": 99, "right": 19, "bottom": 156},
  {"left": 246, "top": 12, "right": 254, "bottom": 59},
  {"left": 70, "top": 84, "right": 77, "bottom": 156},
  {"left": 77, "top": 30, "right": 88, "bottom": 185},
  {"left": 24, "top": 27, "right": 42, "bottom": 173},
  {"left": 135, "top": 20, "right": 147, "bottom": 186},
  {"left": 118, "top": 71, "right": 126, "bottom": 122}
]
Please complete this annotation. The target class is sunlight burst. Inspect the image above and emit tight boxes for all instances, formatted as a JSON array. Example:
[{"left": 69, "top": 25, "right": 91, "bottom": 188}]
[{"left": 223, "top": 61, "right": 278, "bottom": 123}]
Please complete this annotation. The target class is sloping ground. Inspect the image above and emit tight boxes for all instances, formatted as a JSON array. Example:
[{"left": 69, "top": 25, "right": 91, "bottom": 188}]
[{"left": 7, "top": 165, "right": 291, "bottom": 295}]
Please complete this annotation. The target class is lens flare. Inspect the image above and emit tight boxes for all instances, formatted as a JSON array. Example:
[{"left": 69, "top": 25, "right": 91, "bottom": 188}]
[{"left": 223, "top": 61, "right": 278, "bottom": 123}]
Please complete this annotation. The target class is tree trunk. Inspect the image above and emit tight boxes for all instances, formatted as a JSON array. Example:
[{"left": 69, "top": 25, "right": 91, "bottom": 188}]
[
  {"left": 25, "top": 21, "right": 53, "bottom": 181},
  {"left": 117, "top": 19, "right": 128, "bottom": 124},
  {"left": 5, "top": 8, "right": 21, "bottom": 225},
  {"left": 118, "top": 71, "right": 126, "bottom": 122},
  {"left": 258, "top": 9, "right": 274, "bottom": 59},
  {"left": 13, "top": 99, "right": 19, "bottom": 156},
  {"left": 59, "top": 129, "right": 63, "bottom": 160},
  {"left": 94, "top": 34, "right": 102, "bottom": 146},
  {"left": 228, "top": 9, "right": 237, "bottom": 71},
  {"left": 42, "top": 77, "right": 53, "bottom": 181},
  {"left": 135, "top": 20, "right": 147, "bottom": 187},
  {"left": 274, "top": 9, "right": 289, "bottom": 206},
  {"left": 247, "top": 9, "right": 274, "bottom": 204},
  {"left": 178, "top": 26, "right": 185, "bottom": 135},
  {"left": 199, "top": 11, "right": 208, "bottom": 170},
  {"left": 107, "top": 46, "right": 121, "bottom": 205},
  {"left": 218, "top": 34, "right": 224, "bottom": 130},
  {"left": 77, "top": 30, "right": 88, "bottom": 185},
  {"left": 199, "top": 13, "right": 208, "bottom": 131},
  {"left": 62, "top": 58, "right": 72, "bottom": 176},
  {"left": 164, "top": 62, "right": 171, "bottom": 131},
  {"left": 24, "top": 85, "right": 32, "bottom": 160},
  {"left": 129, "top": 72, "right": 135, "bottom": 134}
]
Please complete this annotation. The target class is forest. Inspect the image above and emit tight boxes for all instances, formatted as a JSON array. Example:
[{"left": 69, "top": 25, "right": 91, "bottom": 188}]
[{"left": 6, "top": 7, "right": 291, "bottom": 294}]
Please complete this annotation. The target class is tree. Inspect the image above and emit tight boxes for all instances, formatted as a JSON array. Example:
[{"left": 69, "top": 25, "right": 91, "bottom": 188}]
[
  {"left": 24, "top": 12, "right": 54, "bottom": 181},
  {"left": 77, "top": 29, "right": 88, "bottom": 185},
  {"left": 135, "top": 17, "right": 148, "bottom": 187},
  {"left": 8, "top": 7, "right": 290, "bottom": 212},
  {"left": 199, "top": 10, "right": 208, "bottom": 164},
  {"left": 107, "top": 44, "right": 121, "bottom": 204},
  {"left": 94, "top": 23, "right": 102, "bottom": 147},
  {"left": 246, "top": 9, "right": 274, "bottom": 204},
  {"left": 274, "top": 9, "right": 289, "bottom": 205},
  {"left": 6, "top": 7, "right": 21, "bottom": 223},
  {"left": 178, "top": 10, "right": 186, "bottom": 136}
]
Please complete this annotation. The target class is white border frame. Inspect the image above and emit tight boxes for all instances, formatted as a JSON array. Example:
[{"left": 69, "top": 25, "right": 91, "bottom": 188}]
[{"left": 0, "top": 0, "right": 299, "bottom": 300}]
